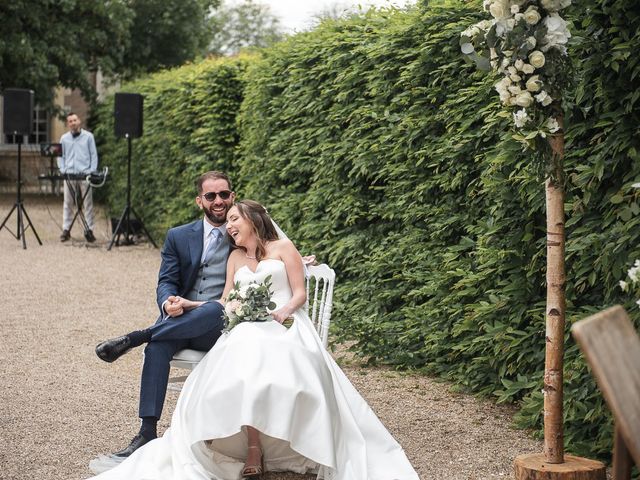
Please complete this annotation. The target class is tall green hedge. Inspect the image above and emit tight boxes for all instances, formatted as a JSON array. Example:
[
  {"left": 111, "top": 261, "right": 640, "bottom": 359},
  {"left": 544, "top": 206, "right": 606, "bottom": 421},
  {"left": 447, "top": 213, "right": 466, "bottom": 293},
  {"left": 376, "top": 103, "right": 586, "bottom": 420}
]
[
  {"left": 92, "top": 56, "right": 248, "bottom": 235},
  {"left": 237, "top": 1, "right": 640, "bottom": 460},
  {"left": 92, "top": 0, "right": 640, "bottom": 461}
]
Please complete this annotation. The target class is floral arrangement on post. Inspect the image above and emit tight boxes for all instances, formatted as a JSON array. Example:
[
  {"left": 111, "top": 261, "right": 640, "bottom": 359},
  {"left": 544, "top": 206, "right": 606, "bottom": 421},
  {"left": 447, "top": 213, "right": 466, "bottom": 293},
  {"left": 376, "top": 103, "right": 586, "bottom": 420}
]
[
  {"left": 223, "top": 275, "right": 277, "bottom": 332},
  {"left": 460, "top": 0, "right": 572, "bottom": 152},
  {"left": 619, "top": 259, "right": 640, "bottom": 308}
]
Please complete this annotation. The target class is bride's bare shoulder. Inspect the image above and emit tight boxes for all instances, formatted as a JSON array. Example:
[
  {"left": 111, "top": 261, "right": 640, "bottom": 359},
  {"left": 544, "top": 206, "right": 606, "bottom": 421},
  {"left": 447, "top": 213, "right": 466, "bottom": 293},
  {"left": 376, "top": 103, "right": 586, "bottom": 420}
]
[{"left": 265, "top": 238, "right": 294, "bottom": 257}]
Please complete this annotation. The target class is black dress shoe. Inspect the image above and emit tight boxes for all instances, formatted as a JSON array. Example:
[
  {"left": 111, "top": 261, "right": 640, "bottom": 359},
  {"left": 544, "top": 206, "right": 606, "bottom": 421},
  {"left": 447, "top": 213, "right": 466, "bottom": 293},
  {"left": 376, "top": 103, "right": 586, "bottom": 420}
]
[
  {"left": 95, "top": 335, "right": 132, "bottom": 363},
  {"left": 60, "top": 229, "right": 70, "bottom": 242},
  {"left": 112, "top": 433, "right": 153, "bottom": 458},
  {"left": 84, "top": 229, "right": 96, "bottom": 243}
]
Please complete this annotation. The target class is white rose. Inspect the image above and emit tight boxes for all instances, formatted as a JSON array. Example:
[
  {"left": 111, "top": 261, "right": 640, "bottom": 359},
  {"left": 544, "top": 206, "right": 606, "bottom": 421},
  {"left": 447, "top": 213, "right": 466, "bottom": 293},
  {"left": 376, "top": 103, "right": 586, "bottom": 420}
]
[
  {"left": 489, "top": 0, "right": 511, "bottom": 19},
  {"left": 508, "top": 85, "right": 523, "bottom": 95},
  {"left": 513, "top": 109, "right": 530, "bottom": 128},
  {"left": 522, "top": 63, "right": 535, "bottom": 74},
  {"left": 529, "top": 50, "right": 546, "bottom": 68},
  {"left": 510, "top": 73, "right": 522, "bottom": 82},
  {"left": 523, "top": 6, "right": 541, "bottom": 25},
  {"left": 525, "top": 75, "right": 542, "bottom": 92},
  {"left": 514, "top": 59, "right": 525, "bottom": 71},
  {"left": 546, "top": 117, "right": 560, "bottom": 133},
  {"left": 535, "top": 90, "right": 553, "bottom": 106},
  {"left": 515, "top": 91, "right": 534, "bottom": 107},
  {"left": 511, "top": 4, "right": 520, "bottom": 14},
  {"left": 526, "top": 36, "right": 537, "bottom": 49},
  {"left": 514, "top": 13, "right": 524, "bottom": 22},
  {"left": 225, "top": 299, "right": 242, "bottom": 317},
  {"left": 508, "top": 66, "right": 518, "bottom": 75},
  {"left": 542, "top": 13, "right": 571, "bottom": 52}
]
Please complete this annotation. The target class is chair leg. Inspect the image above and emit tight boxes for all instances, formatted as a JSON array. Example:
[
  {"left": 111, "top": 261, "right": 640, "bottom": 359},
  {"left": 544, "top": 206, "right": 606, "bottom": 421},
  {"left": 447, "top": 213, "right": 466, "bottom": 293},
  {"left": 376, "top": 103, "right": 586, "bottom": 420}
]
[{"left": 612, "top": 424, "right": 633, "bottom": 480}]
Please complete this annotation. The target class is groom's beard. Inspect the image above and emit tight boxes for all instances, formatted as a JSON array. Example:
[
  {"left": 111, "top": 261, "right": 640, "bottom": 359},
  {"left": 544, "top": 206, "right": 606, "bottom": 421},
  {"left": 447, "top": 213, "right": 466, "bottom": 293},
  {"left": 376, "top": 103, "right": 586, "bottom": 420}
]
[{"left": 204, "top": 206, "right": 228, "bottom": 225}]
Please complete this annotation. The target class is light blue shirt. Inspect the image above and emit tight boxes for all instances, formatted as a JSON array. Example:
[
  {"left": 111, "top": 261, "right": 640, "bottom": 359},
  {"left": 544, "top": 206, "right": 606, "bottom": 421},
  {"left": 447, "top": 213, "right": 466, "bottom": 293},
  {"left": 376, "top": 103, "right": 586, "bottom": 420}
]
[{"left": 58, "top": 129, "right": 98, "bottom": 173}]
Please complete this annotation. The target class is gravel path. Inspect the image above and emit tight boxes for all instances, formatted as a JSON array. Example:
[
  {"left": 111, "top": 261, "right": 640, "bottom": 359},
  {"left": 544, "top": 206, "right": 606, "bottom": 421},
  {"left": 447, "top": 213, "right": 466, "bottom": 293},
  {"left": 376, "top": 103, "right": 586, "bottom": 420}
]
[{"left": 0, "top": 193, "right": 544, "bottom": 480}]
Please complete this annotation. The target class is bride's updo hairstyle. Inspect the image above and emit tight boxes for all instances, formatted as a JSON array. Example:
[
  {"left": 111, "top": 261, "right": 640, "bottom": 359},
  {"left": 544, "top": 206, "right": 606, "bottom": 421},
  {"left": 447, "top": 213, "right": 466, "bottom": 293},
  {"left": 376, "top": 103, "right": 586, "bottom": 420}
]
[{"left": 232, "top": 200, "right": 279, "bottom": 261}]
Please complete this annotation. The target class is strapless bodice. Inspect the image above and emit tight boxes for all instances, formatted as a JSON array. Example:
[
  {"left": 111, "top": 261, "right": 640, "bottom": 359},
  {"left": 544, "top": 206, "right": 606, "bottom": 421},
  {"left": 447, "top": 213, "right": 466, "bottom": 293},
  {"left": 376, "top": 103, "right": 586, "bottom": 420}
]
[{"left": 233, "top": 259, "right": 292, "bottom": 310}]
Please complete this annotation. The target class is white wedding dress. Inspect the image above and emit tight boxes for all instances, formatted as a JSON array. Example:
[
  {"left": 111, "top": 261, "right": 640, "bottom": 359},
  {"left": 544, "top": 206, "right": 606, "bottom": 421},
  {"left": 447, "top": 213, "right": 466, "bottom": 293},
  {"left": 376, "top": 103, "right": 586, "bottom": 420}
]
[{"left": 88, "top": 259, "right": 418, "bottom": 480}]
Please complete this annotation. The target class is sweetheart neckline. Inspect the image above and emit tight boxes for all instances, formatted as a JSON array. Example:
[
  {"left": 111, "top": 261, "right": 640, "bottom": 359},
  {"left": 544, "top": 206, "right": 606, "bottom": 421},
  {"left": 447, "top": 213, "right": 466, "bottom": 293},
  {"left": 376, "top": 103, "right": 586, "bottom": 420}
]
[{"left": 237, "top": 258, "right": 284, "bottom": 275}]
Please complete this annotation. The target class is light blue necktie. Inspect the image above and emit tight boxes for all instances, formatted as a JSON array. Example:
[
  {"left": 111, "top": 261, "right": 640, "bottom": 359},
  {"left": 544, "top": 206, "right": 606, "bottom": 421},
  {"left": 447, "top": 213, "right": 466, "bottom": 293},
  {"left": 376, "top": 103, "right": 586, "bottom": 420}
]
[{"left": 202, "top": 229, "right": 222, "bottom": 263}]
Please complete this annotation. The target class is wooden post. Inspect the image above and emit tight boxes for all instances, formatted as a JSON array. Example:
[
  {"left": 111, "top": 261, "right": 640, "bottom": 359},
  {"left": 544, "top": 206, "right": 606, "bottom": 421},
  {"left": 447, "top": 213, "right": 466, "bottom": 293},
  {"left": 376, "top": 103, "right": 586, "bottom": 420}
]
[
  {"left": 514, "top": 114, "right": 606, "bottom": 479},
  {"left": 544, "top": 115, "right": 566, "bottom": 464}
]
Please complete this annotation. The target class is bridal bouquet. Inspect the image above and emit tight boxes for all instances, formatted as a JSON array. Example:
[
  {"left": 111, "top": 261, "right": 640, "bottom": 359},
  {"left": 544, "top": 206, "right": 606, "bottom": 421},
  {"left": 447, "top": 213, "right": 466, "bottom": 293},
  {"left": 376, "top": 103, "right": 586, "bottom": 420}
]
[{"left": 223, "top": 275, "right": 277, "bottom": 332}]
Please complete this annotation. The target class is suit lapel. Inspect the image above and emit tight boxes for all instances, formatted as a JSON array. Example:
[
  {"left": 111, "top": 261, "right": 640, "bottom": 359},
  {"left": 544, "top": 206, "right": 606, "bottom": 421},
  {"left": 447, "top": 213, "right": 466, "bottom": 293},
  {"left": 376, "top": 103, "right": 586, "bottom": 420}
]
[{"left": 188, "top": 220, "right": 204, "bottom": 268}]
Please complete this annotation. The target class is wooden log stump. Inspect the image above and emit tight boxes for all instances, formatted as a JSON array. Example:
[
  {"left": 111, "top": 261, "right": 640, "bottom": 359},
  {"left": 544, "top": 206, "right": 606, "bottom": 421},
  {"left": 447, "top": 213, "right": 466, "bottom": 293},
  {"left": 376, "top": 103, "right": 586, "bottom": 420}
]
[{"left": 514, "top": 453, "right": 606, "bottom": 480}]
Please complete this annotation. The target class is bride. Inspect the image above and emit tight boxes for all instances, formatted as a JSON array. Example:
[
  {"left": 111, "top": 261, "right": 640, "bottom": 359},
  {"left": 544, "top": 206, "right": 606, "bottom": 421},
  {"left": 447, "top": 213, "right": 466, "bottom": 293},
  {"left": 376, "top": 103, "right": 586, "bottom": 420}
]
[{"left": 88, "top": 200, "right": 418, "bottom": 480}]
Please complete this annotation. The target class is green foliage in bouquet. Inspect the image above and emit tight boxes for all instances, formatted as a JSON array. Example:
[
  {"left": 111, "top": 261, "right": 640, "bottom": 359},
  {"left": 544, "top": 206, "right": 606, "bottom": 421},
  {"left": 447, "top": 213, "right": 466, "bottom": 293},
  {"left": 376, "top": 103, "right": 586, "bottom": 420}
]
[{"left": 223, "top": 275, "right": 277, "bottom": 332}]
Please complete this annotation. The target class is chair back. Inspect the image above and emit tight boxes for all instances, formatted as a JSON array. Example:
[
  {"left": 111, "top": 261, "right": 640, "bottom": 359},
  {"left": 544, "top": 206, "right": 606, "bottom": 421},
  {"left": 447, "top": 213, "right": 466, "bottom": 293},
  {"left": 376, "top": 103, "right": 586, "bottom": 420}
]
[
  {"left": 571, "top": 305, "right": 640, "bottom": 477},
  {"left": 305, "top": 263, "right": 336, "bottom": 347}
]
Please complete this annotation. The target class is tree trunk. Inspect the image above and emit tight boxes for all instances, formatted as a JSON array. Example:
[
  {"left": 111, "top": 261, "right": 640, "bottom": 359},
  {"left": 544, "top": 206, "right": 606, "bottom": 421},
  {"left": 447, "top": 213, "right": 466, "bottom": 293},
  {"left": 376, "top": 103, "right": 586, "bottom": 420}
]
[{"left": 544, "top": 115, "right": 566, "bottom": 464}]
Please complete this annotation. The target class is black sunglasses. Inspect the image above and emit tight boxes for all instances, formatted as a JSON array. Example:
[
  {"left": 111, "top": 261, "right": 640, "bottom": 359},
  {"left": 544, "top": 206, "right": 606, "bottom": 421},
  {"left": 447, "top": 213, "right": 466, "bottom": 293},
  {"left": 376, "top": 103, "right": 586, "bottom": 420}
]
[{"left": 201, "top": 190, "right": 232, "bottom": 201}]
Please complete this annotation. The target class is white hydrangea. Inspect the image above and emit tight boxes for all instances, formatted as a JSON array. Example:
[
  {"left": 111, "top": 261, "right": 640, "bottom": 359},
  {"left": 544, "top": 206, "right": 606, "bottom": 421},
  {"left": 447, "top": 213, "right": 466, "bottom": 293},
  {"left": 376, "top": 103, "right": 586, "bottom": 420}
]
[
  {"left": 535, "top": 90, "right": 553, "bottom": 106},
  {"left": 542, "top": 13, "right": 571, "bottom": 53},
  {"left": 513, "top": 109, "right": 530, "bottom": 127},
  {"left": 546, "top": 117, "right": 560, "bottom": 133}
]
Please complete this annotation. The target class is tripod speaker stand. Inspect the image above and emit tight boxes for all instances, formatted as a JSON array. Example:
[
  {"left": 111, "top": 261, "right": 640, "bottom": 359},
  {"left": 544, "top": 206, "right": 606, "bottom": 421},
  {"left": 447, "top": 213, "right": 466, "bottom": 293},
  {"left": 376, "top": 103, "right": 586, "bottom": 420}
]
[
  {"left": 107, "top": 93, "right": 157, "bottom": 250},
  {"left": 0, "top": 88, "right": 42, "bottom": 249}
]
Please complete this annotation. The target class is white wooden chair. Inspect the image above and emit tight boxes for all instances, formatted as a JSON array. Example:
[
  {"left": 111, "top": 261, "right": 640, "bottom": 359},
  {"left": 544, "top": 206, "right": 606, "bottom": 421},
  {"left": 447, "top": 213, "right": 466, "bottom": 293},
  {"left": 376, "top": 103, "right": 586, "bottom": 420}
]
[{"left": 168, "top": 263, "right": 336, "bottom": 390}]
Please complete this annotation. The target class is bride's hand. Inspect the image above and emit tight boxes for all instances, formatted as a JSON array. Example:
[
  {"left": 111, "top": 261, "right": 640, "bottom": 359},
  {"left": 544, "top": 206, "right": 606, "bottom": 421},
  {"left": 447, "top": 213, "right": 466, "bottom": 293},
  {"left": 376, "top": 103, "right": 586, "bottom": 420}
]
[{"left": 270, "top": 309, "right": 291, "bottom": 324}]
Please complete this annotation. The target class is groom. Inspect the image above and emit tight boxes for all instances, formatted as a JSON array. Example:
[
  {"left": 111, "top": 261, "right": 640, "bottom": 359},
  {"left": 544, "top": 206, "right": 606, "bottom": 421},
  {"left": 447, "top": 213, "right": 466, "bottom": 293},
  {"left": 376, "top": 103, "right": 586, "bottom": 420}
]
[{"left": 95, "top": 170, "right": 235, "bottom": 457}]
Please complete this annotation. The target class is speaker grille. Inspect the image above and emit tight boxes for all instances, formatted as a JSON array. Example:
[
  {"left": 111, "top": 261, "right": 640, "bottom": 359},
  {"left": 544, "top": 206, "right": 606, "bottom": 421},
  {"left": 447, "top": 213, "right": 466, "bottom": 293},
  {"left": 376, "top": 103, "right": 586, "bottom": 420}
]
[
  {"left": 114, "top": 93, "right": 143, "bottom": 138},
  {"left": 3, "top": 89, "right": 34, "bottom": 135}
]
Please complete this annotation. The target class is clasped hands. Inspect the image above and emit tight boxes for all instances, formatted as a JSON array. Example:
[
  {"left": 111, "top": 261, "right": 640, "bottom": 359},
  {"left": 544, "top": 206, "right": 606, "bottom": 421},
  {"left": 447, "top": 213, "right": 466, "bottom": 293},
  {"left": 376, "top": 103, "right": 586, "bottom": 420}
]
[{"left": 164, "top": 296, "right": 202, "bottom": 317}]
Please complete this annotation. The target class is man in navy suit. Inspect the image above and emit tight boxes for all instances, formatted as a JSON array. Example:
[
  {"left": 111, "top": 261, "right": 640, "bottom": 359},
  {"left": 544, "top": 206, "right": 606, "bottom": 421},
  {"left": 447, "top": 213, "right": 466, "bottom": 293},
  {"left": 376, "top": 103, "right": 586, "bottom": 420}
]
[{"left": 95, "top": 170, "right": 236, "bottom": 457}]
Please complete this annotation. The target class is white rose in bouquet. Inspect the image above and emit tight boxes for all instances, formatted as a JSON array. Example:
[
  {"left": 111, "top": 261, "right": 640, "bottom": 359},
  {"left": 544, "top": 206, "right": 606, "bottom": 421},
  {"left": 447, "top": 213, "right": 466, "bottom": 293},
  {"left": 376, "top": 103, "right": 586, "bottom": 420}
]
[
  {"left": 528, "top": 50, "right": 546, "bottom": 68},
  {"left": 525, "top": 75, "right": 542, "bottom": 92},
  {"left": 522, "top": 63, "right": 535, "bottom": 74},
  {"left": 523, "top": 6, "right": 541, "bottom": 25},
  {"left": 489, "top": 0, "right": 511, "bottom": 19},
  {"left": 508, "top": 84, "right": 523, "bottom": 95},
  {"left": 515, "top": 91, "right": 534, "bottom": 107}
]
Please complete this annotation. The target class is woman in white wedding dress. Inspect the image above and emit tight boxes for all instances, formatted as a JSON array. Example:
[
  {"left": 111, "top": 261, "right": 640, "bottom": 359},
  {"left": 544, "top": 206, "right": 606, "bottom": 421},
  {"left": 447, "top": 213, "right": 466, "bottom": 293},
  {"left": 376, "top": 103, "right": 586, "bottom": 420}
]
[{"left": 89, "top": 200, "right": 418, "bottom": 480}]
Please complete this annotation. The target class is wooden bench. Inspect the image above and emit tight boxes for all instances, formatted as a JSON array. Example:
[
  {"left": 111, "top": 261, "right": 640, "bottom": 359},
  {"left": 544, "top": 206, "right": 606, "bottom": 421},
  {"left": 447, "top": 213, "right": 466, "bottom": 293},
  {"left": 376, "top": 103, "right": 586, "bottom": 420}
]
[{"left": 571, "top": 305, "right": 640, "bottom": 480}]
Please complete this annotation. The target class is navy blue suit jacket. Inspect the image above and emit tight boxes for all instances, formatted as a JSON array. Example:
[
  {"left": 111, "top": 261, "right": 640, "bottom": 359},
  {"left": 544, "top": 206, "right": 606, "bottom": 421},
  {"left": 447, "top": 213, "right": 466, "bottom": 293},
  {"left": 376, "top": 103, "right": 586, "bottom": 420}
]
[{"left": 156, "top": 220, "right": 208, "bottom": 317}]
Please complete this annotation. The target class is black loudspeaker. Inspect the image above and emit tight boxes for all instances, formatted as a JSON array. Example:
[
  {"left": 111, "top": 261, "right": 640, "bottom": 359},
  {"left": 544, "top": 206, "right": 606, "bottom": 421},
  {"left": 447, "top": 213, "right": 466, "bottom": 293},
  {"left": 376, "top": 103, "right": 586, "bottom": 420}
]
[
  {"left": 114, "top": 92, "right": 143, "bottom": 138},
  {"left": 3, "top": 88, "right": 34, "bottom": 135}
]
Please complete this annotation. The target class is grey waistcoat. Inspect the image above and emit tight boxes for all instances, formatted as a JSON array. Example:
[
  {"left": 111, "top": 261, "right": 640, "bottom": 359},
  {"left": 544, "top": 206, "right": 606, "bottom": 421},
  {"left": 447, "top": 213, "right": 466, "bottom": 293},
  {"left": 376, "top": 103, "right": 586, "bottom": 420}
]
[{"left": 185, "top": 234, "right": 229, "bottom": 302}]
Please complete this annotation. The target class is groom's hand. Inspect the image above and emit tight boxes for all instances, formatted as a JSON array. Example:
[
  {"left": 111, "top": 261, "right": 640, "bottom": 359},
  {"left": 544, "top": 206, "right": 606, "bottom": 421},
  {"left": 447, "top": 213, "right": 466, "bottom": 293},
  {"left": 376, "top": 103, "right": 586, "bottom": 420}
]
[{"left": 165, "top": 296, "right": 185, "bottom": 317}]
